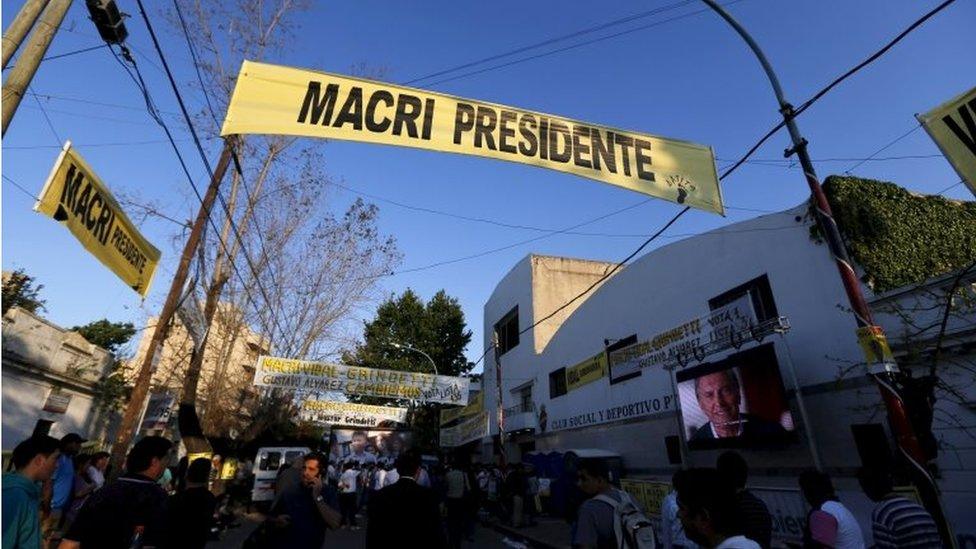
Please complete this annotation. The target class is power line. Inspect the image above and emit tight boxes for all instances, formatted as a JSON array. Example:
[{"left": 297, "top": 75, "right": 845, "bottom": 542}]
[
  {"left": 170, "top": 0, "right": 220, "bottom": 127},
  {"left": 936, "top": 180, "right": 964, "bottom": 196},
  {"left": 423, "top": 1, "right": 744, "bottom": 88},
  {"left": 792, "top": 0, "right": 956, "bottom": 118},
  {"left": 843, "top": 124, "right": 923, "bottom": 174},
  {"left": 27, "top": 86, "right": 62, "bottom": 144},
  {"left": 41, "top": 43, "right": 107, "bottom": 62},
  {"left": 3, "top": 174, "right": 42, "bottom": 201},
  {"left": 5, "top": 138, "right": 199, "bottom": 149},
  {"left": 475, "top": 0, "right": 955, "bottom": 367},
  {"left": 133, "top": 0, "right": 288, "bottom": 344},
  {"left": 403, "top": 0, "right": 699, "bottom": 85}
]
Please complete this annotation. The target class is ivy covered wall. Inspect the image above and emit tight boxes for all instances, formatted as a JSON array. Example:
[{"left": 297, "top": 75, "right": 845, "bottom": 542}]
[{"left": 821, "top": 175, "right": 976, "bottom": 293}]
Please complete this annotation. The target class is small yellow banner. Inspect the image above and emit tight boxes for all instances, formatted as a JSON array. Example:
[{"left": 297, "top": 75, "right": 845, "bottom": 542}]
[
  {"left": 221, "top": 61, "right": 724, "bottom": 214},
  {"left": 918, "top": 86, "right": 976, "bottom": 198},
  {"left": 440, "top": 391, "right": 484, "bottom": 426},
  {"left": 34, "top": 142, "right": 160, "bottom": 297},
  {"left": 566, "top": 352, "right": 608, "bottom": 391},
  {"left": 856, "top": 325, "right": 897, "bottom": 372}
]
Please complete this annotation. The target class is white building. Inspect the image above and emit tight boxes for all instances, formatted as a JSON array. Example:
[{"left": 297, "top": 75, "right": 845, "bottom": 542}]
[
  {"left": 2, "top": 306, "right": 120, "bottom": 452},
  {"left": 481, "top": 201, "right": 975, "bottom": 545}
]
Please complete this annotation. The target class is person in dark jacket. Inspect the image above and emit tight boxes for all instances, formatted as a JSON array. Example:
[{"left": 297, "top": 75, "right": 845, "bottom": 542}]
[
  {"left": 367, "top": 450, "right": 445, "bottom": 549},
  {"left": 716, "top": 451, "right": 772, "bottom": 548},
  {"left": 60, "top": 436, "right": 173, "bottom": 549},
  {"left": 165, "top": 458, "right": 216, "bottom": 548}
]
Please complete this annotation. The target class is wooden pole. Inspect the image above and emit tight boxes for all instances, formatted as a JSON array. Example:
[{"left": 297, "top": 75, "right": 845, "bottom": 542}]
[
  {"left": 109, "top": 139, "right": 235, "bottom": 472},
  {"left": 1, "top": 0, "right": 71, "bottom": 136},
  {"left": 1, "top": 0, "right": 52, "bottom": 69}
]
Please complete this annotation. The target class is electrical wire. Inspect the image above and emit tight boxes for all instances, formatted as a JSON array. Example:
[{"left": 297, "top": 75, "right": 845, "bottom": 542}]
[
  {"left": 27, "top": 86, "right": 62, "bottom": 144},
  {"left": 133, "top": 0, "right": 287, "bottom": 344},
  {"left": 842, "top": 124, "right": 923, "bottom": 175},
  {"left": 423, "top": 1, "right": 745, "bottom": 88},
  {"left": 403, "top": 0, "right": 699, "bottom": 85}
]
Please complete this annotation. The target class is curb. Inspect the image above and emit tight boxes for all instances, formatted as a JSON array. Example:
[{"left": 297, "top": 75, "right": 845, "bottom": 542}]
[{"left": 484, "top": 520, "right": 568, "bottom": 549}]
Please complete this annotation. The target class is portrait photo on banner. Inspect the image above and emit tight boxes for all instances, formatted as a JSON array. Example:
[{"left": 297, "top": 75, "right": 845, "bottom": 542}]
[
  {"left": 329, "top": 428, "right": 413, "bottom": 467},
  {"left": 675, "top": 342, "right": 796, "bottom": 450}
]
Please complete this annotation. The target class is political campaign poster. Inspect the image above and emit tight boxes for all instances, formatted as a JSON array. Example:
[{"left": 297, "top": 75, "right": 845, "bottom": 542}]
[
  {"left": 439, "top": 391, "right": 484, "bottom": 426},
  {"left": 675, "top": 343, "right": 795, "bottom": 450},
  {"left": 440, "top": 411, "right": 489, "bottom": 448},
  {"left": 917, "top": 86, "right": 976, "bottom": 197},
  {"left": 566, "top": 352, "right": 608, "bottom": 391},
  {"left": 34, "top": 142, "right": 161, "bottom": 297},
  {"left": 300, "top": 399, "right": 407, "bottom": 428},
  {"left": 253, "top": 355, "right": 470, "bottom": 405},
  {"left": 221, "top": 60, "right": 723, "bottom": 214},
  {"left": 329, "top": 428, "right": 413, "bottom": 466},
  {"left": 140, "top": 391, "right": 175, "bottom": 432},
  {"left": 608, "top": 294, "right": 757, "bottom": 380}
]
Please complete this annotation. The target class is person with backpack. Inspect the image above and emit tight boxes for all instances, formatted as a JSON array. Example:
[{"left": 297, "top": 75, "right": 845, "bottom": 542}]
[{"left": 573, "top": 459, "right": 656, "bottom": 549}]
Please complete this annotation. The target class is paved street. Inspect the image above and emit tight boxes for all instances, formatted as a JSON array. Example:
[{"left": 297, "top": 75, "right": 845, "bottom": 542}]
[{"left": 206, "top": 512, "right": 537, "bottom": 549}]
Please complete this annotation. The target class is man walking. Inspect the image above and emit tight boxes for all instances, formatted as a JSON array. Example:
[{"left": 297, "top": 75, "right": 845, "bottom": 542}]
[
  {"left": 59, "top": 436, "right": 173, "bottom": 549},
  {"left": 268, "top": 452, "right": 340, "bottom": 549},
  {"left": 677, "top": 468, "right": 761, "bottom": 549},
  {"left": 338, "top": 462, "right": 360, "bottom": 529},
  {"left": 716, "top": 452, "right": 771, "bottom": 548},
  {"left": 2, "top": 435, "right": 60, "bottom": 549},
  {"left": 857, "top": 467, "right": 941, "bottom": 548},
  {"left": 572, "top": 459, "right": 642, "bottom": 549},
  {"left": 444, "top": 463, "right": 470, "bottom": 549},
  {"left": 45, "top": 434, "right": 85, "bottom": 544},
  {"left": 165, "top": 458, "right": 217, "bottom": 549},
  {"left": 367, "top": 451, "right": 445, "bottom": 549}
]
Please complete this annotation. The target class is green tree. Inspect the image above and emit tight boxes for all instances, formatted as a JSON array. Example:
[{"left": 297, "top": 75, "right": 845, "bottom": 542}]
[
  {"left": 2, "top": 269, "right": 45, "bottom": 314},
  {"left": 347, "top": 289, "right": 474, "bottom": 449},
  {"left": 71, "top": 319, "right": 136, "bottom": 354},
  {"left": 71, "top": 319, "right": 137, "bottom": 413}
]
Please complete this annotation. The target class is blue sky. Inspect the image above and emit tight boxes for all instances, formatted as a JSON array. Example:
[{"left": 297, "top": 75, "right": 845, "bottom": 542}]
[{"left": 2, "top": 0, "right": 973, "bottom": 369}]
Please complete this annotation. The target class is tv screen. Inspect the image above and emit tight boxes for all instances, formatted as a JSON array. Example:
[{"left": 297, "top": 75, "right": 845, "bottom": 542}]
[{"left": 675, "top": 342, "right": 795, "bottom": 449}]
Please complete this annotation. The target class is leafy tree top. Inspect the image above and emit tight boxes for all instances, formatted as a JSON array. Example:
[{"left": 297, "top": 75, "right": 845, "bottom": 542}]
[
  {"left": 70, "top": 319, "right": 137, "bottom": 355},
  {"left": 823, "top": 175, "right": 976, "bottom": 293},
  {"left": 2, "top": 269, "right": 46, "bottom": 315}
]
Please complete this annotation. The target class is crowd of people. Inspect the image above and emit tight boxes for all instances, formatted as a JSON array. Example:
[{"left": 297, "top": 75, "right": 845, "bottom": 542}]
[
  {"left": 3, "top": 432, "right": 948, "bottom": 549},
  {"left": 2, "top": 433, "right": 235, "bottom": 549}
]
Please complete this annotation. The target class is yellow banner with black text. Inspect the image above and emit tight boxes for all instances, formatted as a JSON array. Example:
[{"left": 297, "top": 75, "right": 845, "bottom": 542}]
[
  {"left": 34, "top": 142, "right": 160, "bottom": 297},
  {"left": 221, "top": 61, "right": 723, "bottom": 214}
]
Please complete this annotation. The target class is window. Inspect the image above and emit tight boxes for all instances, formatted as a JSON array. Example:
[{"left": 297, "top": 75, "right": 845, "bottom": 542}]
[
  {"left": 708, "top": 274, "right": 778, "bottom": 322},
  {"left": 260, "top": 451, "right": 282, "bottom": 471},
  {"left": 549, "top": 368, "right": 567, "bottom": 398},
  {"left": 519, "top": 386, "right": 533, "bottom": 411},
  {"left": 494, "top": 306, "right": 519, "bottom": 356}
]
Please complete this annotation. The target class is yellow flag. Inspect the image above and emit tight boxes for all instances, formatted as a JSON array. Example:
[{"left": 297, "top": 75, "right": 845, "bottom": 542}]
[
  {"left": 34, "top": 142, "right": 161, "bottom": 297},
  {"left": 221, "top": 61, "right": 724, "bottom": 214},
  {"left": 918, "top": 86, "right": 976, "bottom": 198}
]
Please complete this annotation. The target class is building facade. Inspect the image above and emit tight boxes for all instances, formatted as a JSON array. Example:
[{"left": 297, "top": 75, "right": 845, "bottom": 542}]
[
  {"left": 127, "top": 301, "right": 268, "bottom": 439},
  {"left": 481, "top": 202, "right": 975, "bottom": 545},
  {"left": 2, "top": 306, "right": 119, "bottom": 451}
]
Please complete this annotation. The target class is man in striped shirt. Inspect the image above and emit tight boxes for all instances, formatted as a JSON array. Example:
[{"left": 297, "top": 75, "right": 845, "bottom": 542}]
[{"left": 857, "top": 467, "right": 941, "bottom": 548}]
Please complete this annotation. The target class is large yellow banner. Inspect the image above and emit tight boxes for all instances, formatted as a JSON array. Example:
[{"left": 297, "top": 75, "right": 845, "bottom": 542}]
[
  {"left": 918, "top": 86, "right": 976, "bottom": 198},
  {"left": 566, "top": 352, "right": 608, "bottom": 391},
  {"left": 34, "top": 142, "right": 160, "bottom": 297},
  {"left": 221, "top": 61, "right": 723, "bottom": 214}
]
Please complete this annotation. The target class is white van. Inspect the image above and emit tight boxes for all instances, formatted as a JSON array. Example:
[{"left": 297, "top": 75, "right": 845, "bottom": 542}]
[{"left": 251, "top": 446, "right": 310, "bottom": 502}]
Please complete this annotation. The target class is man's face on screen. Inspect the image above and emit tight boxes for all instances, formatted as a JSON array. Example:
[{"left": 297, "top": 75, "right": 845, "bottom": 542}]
[{"left": 695, "top": 371, "right": 741, "bottom": 436}]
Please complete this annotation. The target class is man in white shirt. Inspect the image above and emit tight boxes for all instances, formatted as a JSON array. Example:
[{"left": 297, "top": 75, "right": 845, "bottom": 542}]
[
  {"left": 677, "top": 468, "right": 760, "bottom": 549},
  {"left": 86, "top": 452, "right": 109, "bottom": 489},
  {"left": 383, "top": 463, "right": 399, "bottom": 487},
  {"left": 338, "top": 462, "right": 360, "bottom": 529}
]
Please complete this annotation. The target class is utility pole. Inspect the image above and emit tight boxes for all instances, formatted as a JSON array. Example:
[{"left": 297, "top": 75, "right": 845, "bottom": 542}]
[
  {"left": 1, "top": 0, "right": 71, "bottom": 136},
  {"left": 110, "top": 139, "right": 236, "bottom": 472},
  {"left": 492, "top": 331, "right": 507, "bottom": 468},
  {"left": 1, "top": 0, "right": 51, "bottom": 69},
  {"left": 700, "top": 1, "right": 952, "bottom": 544}
]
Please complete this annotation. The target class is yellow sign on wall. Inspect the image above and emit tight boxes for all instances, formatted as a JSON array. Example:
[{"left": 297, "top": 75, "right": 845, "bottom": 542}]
[
  {"left": 566, "top": 352, "right": 608, "bottom": 391},
  {"left": 221, "top": 61, "right": 724, "bottom": 214},
  {"left": 34, "top": 142, "right": 160, "bottom": 297},
  {"left": 918, "top": 86, "right": 976, "bottom": 198},
  {"left": 440, "top": 391, "right": 484, "bottom": 426}
]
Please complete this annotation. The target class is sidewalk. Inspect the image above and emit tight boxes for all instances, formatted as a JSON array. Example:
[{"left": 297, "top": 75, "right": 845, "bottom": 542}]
[{"left": 484, "top": 516, "right": 572, "bottom": 549}]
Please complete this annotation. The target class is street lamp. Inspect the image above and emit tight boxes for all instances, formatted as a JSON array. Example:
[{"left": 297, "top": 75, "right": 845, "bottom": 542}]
[
  {"left": 699, "top": 0, "right": 949, "bottom": 541},
  {"left": 390, "top": 342, "right": 438, "bottom": 375}
]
